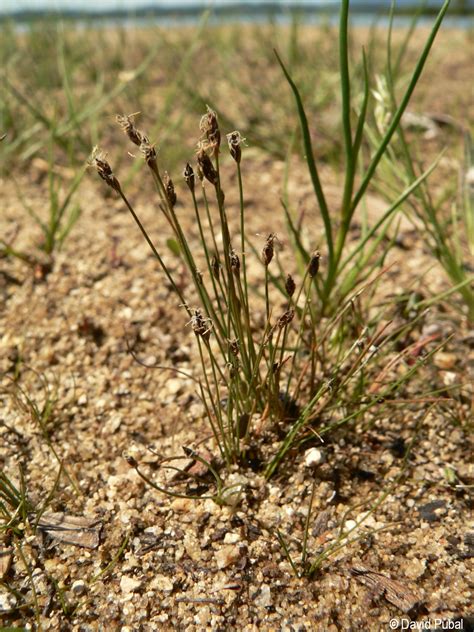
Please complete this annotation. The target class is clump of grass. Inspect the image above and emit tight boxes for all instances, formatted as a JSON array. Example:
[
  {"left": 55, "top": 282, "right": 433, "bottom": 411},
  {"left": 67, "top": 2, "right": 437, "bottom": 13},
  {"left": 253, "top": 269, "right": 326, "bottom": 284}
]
[
  {"left": 1, "top": 137, "right": 84, "bottom": 278},
  {"left": 277, "top": 0, "right": 451, "bottom": 315},
  {"left": 88, "top": 3, "right": 452, "bottom": 493},
  {"left": 364, "top": 9, "right": 473, "bottom": 319},
  {"left": 91, "top": 106, "right": 439, "bottom": 491}
]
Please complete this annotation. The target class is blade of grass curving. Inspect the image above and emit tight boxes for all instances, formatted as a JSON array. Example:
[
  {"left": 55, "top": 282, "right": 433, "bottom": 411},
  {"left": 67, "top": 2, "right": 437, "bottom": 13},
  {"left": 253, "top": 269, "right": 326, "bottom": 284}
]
[
  {"left": 339, "top": 0, "right": 354, "bottom": 209},
  {"left": 274, "top": 48, "right": 334, "bottom": 267},
  {"left": 352, "top": 49, "right": 370, "bottom": 165}
]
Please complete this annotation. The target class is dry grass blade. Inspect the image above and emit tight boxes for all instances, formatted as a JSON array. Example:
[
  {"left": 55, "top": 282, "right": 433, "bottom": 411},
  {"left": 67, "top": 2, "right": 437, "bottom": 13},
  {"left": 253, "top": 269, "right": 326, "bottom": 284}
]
[
  {"left": 350, "top": 563, "right": 424, "bottom": 614},
  {"left": 0, "top": 547, "right": 13, "bottom": 580},
  {"left": 34, "top": 511, "right": 102, "bottom": 549}
]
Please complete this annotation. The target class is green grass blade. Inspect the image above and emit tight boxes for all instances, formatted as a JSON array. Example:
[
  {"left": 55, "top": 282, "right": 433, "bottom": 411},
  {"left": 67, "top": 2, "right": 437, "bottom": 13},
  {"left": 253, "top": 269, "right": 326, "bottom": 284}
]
[{"left": 274, "top": 48, "right": 334, "bottom": 266}]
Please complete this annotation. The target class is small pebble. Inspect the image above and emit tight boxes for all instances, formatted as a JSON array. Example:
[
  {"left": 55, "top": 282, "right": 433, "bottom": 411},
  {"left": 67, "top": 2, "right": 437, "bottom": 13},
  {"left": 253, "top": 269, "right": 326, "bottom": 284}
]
[
  {"left": 71, "top": 579, "right": 87, "bottom": 596},
  {"left": 304, "top": 447, "right": 325, "bottom": 468},
  {"left": 0, "top": 589, "right": 17, "bottom": 611},
  {"left": 254, "top": 583, "right": 272, "bottom": 608},
  {"left": 434, "top": 352, "right": 457, "bottom": 370},
  {"left": 120, "top": 576, "right": 142, "bottom": 593},
  {"left": 167, "top": 378, "right": 183, "bottom": 395},
  {"left": 215, "top": 544, "right": 241, "bottom": 569}
]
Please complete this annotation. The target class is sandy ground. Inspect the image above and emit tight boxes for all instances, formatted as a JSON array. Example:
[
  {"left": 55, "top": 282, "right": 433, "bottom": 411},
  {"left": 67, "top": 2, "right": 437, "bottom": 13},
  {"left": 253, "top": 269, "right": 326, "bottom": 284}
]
[{"left": 1, "top": 24, "right": 473, "bottom": 632}]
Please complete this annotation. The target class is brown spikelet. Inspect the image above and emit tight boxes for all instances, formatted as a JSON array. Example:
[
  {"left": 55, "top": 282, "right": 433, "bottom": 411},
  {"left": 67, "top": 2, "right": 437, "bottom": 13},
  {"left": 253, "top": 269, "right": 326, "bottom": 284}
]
[
  {"left": 230, "top": 249, "right": 241, "bottom": 275},
  {"left": 164, "top": 172, "right": 177, "bottom": 208},
  {"left": 89, "top": 147, "right": 121, "bottom": 193},
  {"left": 277, "top": 308, "right": 295, "bottom": 329},
  {"left": 200, "top": 106, "right": 221, "bottom": 154},
  {"left": 285, "top": 274, "right": 296, "bottom": 298},
  {"left": 183, "top": 162, "right": 195, "bottom": 193},
  {"left": 211, "top": 255, "right": 220, "bottom": 280},
  {"left": 117, "top": 114, "right": 144, "bottom": 147},
  {"left": 116, "top": 114, "right": 158, "bottom": 170},
  {"left": 124, "top": 453, "right": 138, "bottom": 468},
  {"left": 226, "top": 131, "right": 245, "bottom": 164},
  {"left": 190, "top": 309, "right": 212, "bottom": 341},
  {"left": 197, "top": 147, "right": 218, "bottom": 186},
  {"left": 229, "top": 338, "right": 240, "bottom": 357},
  {"left": 262, "top": 234, "right": 275, "bottom": 266},
  {"left": 308, "top": 251, "right": 321, "bottom": 277},
  {"left": 139, "top": 138, "right": 158, "bottom": 171}
]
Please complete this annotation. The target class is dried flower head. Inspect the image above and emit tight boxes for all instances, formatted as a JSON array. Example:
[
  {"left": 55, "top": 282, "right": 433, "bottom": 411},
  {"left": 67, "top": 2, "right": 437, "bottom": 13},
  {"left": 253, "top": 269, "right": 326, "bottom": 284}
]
[
  {"left": 262, "top": 233, "right": 276, "bottom": 266},
  {"left": 124, "top": 453, "right": 138, "bottom": 468},
  {"left": 211, "top": 255, "right": 220, "bottom": 280},
  {"left": 230, "top": 249, "right": 241, "bottom": 275},
  {"left": 116, "top": 114, "right": 158, "bottom": 170},
  {"left": 183, "top": 162, "right": 195, "bottom": 193},
  {"left": 164, "top": 172, "right": 177, "bottom": 208},
  {"left": 117, "top": 113, "right": 144, "bottom": 147},
  {"left": 89, "top": 147, "right": 121, "bottom": 193},
  {"left": 277, "top": 308, "right": 295, "bottom": 329},
  {"left": 308, "top": 251, "right": 321, "bottom": 277},
  {"left": 226, "top": 131, "right": 246, "bottom": 164},
  {"left": 197, "top": 147, "right": 218, "bottom": 186},
  {"left": 139, "top": 137, "right": 158, "bottom": 170},
  {"left": 200, "top": 106, "right": 221, "bottom": 154},
  {"left": 285, "top": 274, "right": 296, "bottom": 298},
  {"left": 189, "top": 309, "right": 212, "bottom": 341},
  {"left": 229, "top": 338, "right": 240, "bottom": 357}
]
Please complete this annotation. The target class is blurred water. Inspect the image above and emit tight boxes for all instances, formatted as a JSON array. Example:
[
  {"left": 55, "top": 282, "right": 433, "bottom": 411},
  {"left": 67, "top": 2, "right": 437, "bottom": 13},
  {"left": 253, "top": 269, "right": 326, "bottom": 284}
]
[{"left": 1, "top": 0, "right": 472, "bottom": 26}]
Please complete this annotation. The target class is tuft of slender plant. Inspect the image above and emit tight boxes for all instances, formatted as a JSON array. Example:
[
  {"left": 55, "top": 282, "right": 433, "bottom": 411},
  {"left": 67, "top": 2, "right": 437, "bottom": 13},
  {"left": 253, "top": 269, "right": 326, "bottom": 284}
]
[
  {"left": 92, "top": 108, "right": 442, "bottom": 488},
  {"left": 275, "top": 0, "right": 451, "bottom": 316},
  {"left": 0, "top": 468, "right": 33, "bottom": 538}
]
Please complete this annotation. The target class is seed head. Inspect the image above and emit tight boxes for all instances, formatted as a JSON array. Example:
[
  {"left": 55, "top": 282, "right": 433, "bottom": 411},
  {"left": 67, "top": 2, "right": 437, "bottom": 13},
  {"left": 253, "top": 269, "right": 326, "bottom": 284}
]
[
  {"left": 226, "top": 131, "right": 245, "bottom": 164},
  {"left": 140, "top": 137, "right": 158, "bottom": 171},
  {"left": 89, "top": 147, "right": 121, "bottom": 193},
  {"left": 164, "top": 172, "right": 177, "bottom": 208},
  {"left": 308, "top": 251, "right": 320, "bottom": 277},
  {"left": 230, "top": 249, "right": 240, "bottom": 275},
  {"left": 124, "top": 453, "right": 138, "bottom": 468},
  {"left": 190, "top": 309, "right": 212, "bottom": 341},
  {"left": 262, "top": 233, "right": 276, "bottom": 266},
  {"left": 285, "top": 274, "right": 296, "bottom": 298},
  {"left": 211, "top": 255, "right": 220, "bottom": 280},
  {"left": 200, "top": 106, "right": 221, "bottom": 155},
  {"left": 229, "top": 338, "right": 240, "bottom": 357},
  {"left": 277, "top": 308, "right": 295, "bottom": 329},
  {"left": 117, "top": 113, "right": 144, "bottom": 147},
  {"left": 116, "top": 114, "right": 158, "bottom": 170},
  {"left": 197, "top": 147, "right": 218, "bottom": 186},
  {"left": 183, "top": 162, "right": 195, "bottom": 193}
]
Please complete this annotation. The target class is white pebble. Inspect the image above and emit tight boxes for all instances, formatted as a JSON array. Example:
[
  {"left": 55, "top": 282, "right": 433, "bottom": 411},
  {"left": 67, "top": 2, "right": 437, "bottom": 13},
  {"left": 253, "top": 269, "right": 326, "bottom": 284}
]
[
  {"left": 120, "top": 576, "right": 142, "bottom": 593},
  {"left": 254, "top": 584, "right": 272, "bottom": 608},
  {"left": 71, "top": 580, "right": 87, "bottom": 596},
  {"left": 304, "top": 448, "right": 325, "bottom": 467}
]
